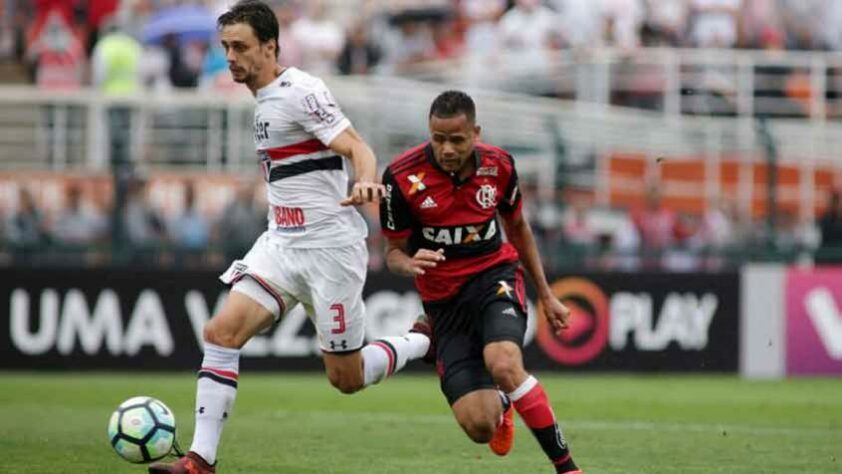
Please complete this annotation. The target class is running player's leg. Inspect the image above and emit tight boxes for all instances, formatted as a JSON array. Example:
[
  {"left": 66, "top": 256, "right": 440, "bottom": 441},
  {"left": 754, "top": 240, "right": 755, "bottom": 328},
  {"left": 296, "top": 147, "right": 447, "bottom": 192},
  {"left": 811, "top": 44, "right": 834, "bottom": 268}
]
[
  {"left": 149, "top": 285, "right": 284, "bottom": 473},
  {"left": 151, "top": 236, "right": 296, "bottom": 473},
  {"left": 482, "top": 300, "right": 580, "bottom": 473},
  {"left": 436, "top": 321, "right": 508, "bottom": 443},
  {"left": 309, "top": 243, "right": 429, "bottom": 393},
  {"left": 188, "top": 286, "right": 278, "bottom": 465},
  {"left": 317, "top": 304, "right": 431, "bottom": 393},
  {"left": 451, "top": 389, "right": 503, "bottom": 443}
]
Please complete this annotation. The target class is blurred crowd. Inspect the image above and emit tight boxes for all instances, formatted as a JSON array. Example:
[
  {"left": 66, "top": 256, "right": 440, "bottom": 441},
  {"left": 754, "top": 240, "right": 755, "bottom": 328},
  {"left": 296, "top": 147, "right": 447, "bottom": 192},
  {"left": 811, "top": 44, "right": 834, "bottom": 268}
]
[
  {"left": 524, "top": 183, "right": 842, "bottom": 271},
  {"left": 2, "top": 0, "right": 842, "bottom": 92},
  {"left": 3, "top": 175, "right": 842, "bottom": 272},
  {"left": 0, "top": 177, "right": 267, "bottom": 268},
  {"left": 2, "top": 0, "right": 842, "bottom": 272}
]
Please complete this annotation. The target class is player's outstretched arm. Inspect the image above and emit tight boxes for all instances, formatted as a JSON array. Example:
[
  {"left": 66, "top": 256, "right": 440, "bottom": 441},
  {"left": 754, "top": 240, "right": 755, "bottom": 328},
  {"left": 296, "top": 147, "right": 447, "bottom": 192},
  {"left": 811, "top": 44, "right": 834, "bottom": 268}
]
[
  {"left": 385, "top": 237, "right": 445, "bottom": 277},
  {"left": 501, "top": 211, "right": 571, "bottom": 334},
  {"left": 330, "top": 126, "right": 386, "bottom": 206}
]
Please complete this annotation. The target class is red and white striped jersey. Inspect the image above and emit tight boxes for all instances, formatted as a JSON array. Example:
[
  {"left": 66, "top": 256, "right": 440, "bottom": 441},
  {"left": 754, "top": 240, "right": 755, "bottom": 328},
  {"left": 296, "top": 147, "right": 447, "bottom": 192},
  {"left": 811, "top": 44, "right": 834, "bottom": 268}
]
[{"left": 253, "top": 67, "right": 367, "bottom": 248}]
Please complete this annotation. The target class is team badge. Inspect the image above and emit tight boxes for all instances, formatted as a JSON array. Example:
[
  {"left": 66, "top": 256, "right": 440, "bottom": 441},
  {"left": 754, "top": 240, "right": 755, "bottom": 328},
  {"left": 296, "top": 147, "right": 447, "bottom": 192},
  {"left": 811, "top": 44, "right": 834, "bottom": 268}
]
[
  {"left": 476, "top": 184, "right": 497, "bottom": 209},
  {"left": 408, "top": 173, "right": 427, "bottom": 195}
]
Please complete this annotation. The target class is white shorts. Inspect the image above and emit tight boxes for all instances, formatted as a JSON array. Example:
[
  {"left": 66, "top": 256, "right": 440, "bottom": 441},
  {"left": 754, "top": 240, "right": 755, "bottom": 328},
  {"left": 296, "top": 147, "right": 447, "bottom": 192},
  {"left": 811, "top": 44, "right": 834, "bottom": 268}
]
[{"left": 220, "top": 232, "right": 368, "bottom": 353}]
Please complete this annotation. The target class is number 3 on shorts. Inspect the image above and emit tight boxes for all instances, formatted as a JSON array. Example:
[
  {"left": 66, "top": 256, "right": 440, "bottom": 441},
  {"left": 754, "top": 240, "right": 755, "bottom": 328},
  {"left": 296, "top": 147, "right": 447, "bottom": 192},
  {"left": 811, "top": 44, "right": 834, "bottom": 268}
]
[{"left": 330, "top": 303, "right": 346, "bottom": 334}]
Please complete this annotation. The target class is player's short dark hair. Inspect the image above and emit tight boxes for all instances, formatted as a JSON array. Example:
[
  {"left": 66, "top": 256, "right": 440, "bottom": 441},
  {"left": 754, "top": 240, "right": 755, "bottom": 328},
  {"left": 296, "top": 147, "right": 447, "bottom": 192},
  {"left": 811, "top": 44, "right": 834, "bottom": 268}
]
[
  {"left": 429, "top": 90, "right": 476, "bottom": 123},
  {"left": 218, "top": 0, "right": 280, "bottom": 58}
]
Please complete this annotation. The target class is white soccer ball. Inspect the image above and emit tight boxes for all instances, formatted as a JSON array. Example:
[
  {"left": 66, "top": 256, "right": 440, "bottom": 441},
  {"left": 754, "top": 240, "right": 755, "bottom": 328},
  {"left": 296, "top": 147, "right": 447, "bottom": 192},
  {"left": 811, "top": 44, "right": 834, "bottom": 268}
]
[{"left": 107, "top": 396, "right": 177, "bottom": 463}]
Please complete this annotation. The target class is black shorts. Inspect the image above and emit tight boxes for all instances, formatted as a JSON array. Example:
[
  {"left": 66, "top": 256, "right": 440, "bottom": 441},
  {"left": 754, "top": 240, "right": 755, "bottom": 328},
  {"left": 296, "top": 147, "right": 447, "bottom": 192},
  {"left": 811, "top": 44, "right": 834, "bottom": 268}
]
[{"left": 423, "top": 262, "right": 528, "bottom": 405}]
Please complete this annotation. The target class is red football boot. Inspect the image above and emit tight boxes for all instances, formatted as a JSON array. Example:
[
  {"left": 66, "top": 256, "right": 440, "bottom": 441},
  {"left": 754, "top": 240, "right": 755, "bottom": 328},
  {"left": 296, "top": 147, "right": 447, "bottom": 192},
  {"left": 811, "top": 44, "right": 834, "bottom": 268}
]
[
  {"left": 489, "top": 404, "right": 515, "bottom": 456},
  {"left": 148, "top": 451, "right": 215, "bottom": 474}
]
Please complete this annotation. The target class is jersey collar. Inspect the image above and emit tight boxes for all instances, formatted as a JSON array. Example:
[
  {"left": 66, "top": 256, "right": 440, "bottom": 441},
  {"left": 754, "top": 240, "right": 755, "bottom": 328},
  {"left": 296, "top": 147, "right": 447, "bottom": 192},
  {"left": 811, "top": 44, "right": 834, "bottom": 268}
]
[{"left": 256, "top": 67, "right": 292, "bottom": 100}]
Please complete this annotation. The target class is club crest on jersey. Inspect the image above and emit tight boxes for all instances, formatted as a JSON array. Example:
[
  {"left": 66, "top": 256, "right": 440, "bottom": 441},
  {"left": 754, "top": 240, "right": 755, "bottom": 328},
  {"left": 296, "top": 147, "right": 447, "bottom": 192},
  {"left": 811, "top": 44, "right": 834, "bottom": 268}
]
[
  {"left": 476, "top": 184, "right": 497, "bottom": 209},
  {"left": 408, "top": 173, "right": 427, "bottom": 195}
]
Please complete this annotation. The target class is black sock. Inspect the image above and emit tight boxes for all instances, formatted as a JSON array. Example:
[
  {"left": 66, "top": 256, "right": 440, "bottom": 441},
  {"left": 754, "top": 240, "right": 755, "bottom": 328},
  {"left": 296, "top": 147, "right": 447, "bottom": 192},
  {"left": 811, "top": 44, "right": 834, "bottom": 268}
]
[
  {"left": 512, "top": 378, "right": 579, "bottom": 473},
  {"left": 530, "top": 424, "right": 578, "bottom": 473}
]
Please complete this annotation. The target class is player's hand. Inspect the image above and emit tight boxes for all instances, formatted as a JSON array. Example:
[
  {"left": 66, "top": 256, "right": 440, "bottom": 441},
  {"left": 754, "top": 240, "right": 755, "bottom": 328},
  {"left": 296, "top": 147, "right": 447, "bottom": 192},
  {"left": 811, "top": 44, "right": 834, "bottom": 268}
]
[
  {"left": 340, "top": 181, "right": 385, "bottom": 206},
  {"left": 405, "top": 248, "right": 445, "bottom": 276},
  {"left": 541, "top": 294, "right": 571, "bottom": 335}
]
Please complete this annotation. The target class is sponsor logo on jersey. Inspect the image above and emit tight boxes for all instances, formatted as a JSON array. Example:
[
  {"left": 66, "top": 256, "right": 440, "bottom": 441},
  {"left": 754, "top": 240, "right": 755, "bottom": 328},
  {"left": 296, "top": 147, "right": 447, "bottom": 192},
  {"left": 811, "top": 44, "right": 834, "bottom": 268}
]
[
  {"left": 303, "top": 93, "right": 336, "bottom": 124},
  {"left": 420, "top": 196, "right": 437, "bottom": 209},
  {"left": 421, "top": 220, "right": 497, "bottom": 246},
  {"left": 272, "top": 205, "right": 306, "bottom": 232},
  {"left": 408, "top": 173, "right": 426, "bottom": 195},
  {"left": 476, "top": 184, "right": 497, "bottom": 209},
  {"left": 384, "top": 184, "right": 396, "bottom": 230},
  {"left": 477, "top": 166, "right": 498, "bottom": 177},
  {"left": 254, "top": 120, "right": 270, "bottom": 141},
  {"left": 497, "top": 281, "right": 514, "bottom": 298}
]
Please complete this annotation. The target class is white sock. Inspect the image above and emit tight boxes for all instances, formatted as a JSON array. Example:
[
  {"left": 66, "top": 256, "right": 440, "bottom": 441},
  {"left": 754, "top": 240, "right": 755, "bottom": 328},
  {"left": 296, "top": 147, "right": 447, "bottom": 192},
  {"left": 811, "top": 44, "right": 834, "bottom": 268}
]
[
  {"left": 362, "top": 333, "right": 430, "bottom": 386},
  {"left": 189, "top": 343, "right": 240, "bottom": 465}
]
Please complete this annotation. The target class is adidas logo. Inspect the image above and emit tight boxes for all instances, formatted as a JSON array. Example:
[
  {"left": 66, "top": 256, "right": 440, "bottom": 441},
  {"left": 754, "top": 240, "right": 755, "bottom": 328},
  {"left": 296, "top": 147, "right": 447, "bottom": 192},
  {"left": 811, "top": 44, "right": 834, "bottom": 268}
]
[
  {"left": 502, "top": 307, "right": 518, "bottom": 317},
  {"left": 420, "top": 196, "right": 437, "bottom": 209}
]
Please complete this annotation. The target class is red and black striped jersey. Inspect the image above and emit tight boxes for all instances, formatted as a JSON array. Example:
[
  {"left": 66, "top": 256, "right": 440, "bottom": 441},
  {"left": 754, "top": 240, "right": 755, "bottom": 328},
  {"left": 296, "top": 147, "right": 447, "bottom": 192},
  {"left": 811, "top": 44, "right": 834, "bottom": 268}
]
[{"left": 380, "top": 142, "right": 523, "bottom": 302}]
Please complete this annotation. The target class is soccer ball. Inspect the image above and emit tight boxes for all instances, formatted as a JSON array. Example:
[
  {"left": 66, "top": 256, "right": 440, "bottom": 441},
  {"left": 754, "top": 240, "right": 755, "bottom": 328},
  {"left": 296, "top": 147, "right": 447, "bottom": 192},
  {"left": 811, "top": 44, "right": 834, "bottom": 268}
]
[{"left": 107, "top": 396, "right": 177, "bottom": 463}]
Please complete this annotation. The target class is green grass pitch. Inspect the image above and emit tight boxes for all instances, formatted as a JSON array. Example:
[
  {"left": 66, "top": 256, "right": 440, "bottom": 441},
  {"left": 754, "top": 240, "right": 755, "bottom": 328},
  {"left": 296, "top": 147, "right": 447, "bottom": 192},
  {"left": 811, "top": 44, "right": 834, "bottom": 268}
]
[{"left": 0, "top": 372, "right": 840, "bottom": 473}]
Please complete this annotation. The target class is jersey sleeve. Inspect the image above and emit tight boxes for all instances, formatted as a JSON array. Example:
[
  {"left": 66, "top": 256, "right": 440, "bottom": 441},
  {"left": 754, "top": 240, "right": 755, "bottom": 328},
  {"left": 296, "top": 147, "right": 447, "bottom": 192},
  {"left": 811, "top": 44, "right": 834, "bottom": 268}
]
[
  {"left": 380, "top": 167, "right": 414, "bottom": 239},
  {"left": 497, "top": 159, "right": 523, "bottom": 217},
  {"left": 290, "top": 80, "right": 351, "bottom": 146}
]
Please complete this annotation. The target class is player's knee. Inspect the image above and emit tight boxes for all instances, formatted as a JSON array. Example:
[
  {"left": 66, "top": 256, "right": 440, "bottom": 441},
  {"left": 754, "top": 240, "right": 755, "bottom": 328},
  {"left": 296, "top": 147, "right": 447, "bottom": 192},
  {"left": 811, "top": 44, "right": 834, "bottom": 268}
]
[
  {"left": 327, "top": 370, "right": 364, "bottom": 394},
  {"left": 202, "top": 320, "right": 241, "bottom": 349},
  {"left": 459, "top": 418, "right": 496, "bottom": 444},
  {"left": 454, "top": 406, "right": 497, "bottom": 444},
  {"left": 486, "top": 357, "right": 524, "bottom": 392}
]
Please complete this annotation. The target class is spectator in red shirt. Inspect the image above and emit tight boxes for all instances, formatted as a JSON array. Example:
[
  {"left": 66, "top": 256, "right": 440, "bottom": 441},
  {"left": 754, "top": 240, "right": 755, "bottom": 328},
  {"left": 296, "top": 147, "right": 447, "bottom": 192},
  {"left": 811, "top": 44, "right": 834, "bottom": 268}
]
[{"left": 631, "top": 186, "right": 679, "bottom": 252}]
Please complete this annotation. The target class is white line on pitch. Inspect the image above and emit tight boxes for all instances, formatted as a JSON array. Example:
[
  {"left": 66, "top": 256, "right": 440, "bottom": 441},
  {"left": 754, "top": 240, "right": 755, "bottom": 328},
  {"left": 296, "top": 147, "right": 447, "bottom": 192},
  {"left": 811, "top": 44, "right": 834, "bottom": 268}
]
[{"left": 269, "top": 410, "right": 841, "bottom": 437}]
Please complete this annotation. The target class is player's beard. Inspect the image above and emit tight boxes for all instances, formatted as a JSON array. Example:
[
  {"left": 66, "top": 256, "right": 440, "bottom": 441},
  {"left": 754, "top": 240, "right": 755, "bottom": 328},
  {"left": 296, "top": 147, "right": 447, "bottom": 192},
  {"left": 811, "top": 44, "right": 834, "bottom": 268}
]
[{"left": 230, "top": 68, "right": 251, "bottom": 84}]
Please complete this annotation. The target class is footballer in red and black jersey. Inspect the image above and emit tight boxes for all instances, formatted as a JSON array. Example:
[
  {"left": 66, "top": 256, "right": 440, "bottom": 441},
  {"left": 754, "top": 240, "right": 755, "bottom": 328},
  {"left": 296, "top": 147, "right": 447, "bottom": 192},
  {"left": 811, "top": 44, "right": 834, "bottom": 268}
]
[
  {"left": 379, "top": 91, "right": 580, "bottom": 473},
  {"left": 380, "top": 141, "right": 523, "bottom": 302}
]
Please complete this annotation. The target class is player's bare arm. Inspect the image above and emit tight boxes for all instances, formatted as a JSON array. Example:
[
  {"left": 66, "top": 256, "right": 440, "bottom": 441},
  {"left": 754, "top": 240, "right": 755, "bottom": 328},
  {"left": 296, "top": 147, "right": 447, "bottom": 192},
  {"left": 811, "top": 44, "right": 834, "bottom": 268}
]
[
  {"left": 500, "top": 210, "right": 570, "bottom": 334},
  {"left": 331, "top": 126, "right": 386, "bottom": 206},
  {"left": 385, "top": 237, "right": 445, "bottom": 276}
]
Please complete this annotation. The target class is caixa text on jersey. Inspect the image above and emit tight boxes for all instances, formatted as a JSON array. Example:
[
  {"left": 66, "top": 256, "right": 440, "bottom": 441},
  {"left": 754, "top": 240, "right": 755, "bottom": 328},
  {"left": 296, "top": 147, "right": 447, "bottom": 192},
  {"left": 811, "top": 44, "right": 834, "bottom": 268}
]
[{"left": 421, "top": 220, "right": 498, "bottom": 246}]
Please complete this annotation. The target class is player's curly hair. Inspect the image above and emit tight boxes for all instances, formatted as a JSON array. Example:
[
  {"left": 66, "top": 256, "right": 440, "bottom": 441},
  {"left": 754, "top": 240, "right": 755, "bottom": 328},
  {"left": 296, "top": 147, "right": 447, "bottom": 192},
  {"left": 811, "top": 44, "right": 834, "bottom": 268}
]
[
  {"left": 430, "top": 90, "right": 476, "bottom": 123},
  {"left": 217, "top": 0, "right": 280, "bottom": 58}
]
